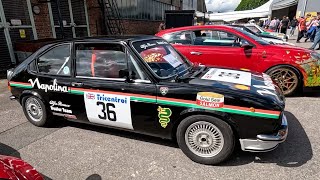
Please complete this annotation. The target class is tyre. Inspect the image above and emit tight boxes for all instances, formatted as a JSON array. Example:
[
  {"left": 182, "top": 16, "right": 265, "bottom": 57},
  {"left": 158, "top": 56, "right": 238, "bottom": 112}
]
[
  {"left": 22, "top": 96, "right": 52, "bottom": 127},
  {"left": 266, "top": 65, "right": 301, "bottom": 96},
  {"left": 176, "top": 115, "right": 235, "bottom": 165}
]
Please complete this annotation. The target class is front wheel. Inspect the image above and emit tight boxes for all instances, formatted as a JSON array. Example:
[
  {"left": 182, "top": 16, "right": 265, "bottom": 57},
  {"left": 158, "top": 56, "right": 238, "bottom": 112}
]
[
  {"left": 266, "top": 66, "right": 301, "bottom": 96},
  {"left": 176, "top": 115, "right": 235, "bottom": 165}
]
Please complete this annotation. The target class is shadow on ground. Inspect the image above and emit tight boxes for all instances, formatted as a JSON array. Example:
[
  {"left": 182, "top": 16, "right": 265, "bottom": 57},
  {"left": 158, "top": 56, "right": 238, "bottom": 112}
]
[
  {"left": 221, "top": 111, "right": 313, "bottom": 167},
  {"left": 64, "top": 110, "right": 312, "bottom": 167}
]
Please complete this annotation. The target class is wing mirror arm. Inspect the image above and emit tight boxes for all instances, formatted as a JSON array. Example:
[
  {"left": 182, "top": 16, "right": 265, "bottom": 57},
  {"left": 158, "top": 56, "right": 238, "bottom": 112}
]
[{"left": 119, "top": 69, "right": 134, "bottom": 83}]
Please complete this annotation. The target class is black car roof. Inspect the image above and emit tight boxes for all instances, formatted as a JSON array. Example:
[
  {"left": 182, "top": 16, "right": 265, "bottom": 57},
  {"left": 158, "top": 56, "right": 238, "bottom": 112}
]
[{"left": 44, "top": 35, "right": 161, "bottom": 45}]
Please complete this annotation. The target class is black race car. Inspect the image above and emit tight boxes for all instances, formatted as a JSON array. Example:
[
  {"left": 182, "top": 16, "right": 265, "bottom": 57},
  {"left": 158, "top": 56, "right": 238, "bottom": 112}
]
[{"left": 7, "top": 36, "right": 288, "bottom": 165}]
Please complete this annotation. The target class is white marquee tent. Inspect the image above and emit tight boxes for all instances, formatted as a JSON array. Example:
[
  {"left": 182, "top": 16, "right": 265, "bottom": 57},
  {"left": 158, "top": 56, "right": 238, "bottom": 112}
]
[{"left": 208, "top": 0, "right": 298, "bottom": 22}]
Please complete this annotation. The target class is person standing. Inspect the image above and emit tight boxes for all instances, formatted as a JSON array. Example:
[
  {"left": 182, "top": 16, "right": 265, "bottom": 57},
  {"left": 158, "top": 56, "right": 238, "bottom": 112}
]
[
  {"left": 276, "top": 18, "right": 281, "bottom": 32},
  {"left": 309, "top": 15, "right": 320, "bottom": 50},
  {"left": 297, "top": 16, "right": 307, "bottom": 43},
  {"left": 280, "top": 16, "right": 289, "bottom": 34},
  {"left": 290, "top": 16, "right": 298, "bottom": 36},
  {"left": 158, "top": 22, "right": 166, "bottom": 32},
  {"left": 269, "top": 17, "right": 277, "bottom": 31}
]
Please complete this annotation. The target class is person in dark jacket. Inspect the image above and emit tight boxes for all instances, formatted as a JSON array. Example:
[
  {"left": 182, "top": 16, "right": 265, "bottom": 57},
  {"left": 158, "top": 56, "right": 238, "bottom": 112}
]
[
  {"left": 290, "top": 16, "right": 298, "bottom": 36},
  {"left": 280, "top": 16, "right": 289, "bottom": 34}
]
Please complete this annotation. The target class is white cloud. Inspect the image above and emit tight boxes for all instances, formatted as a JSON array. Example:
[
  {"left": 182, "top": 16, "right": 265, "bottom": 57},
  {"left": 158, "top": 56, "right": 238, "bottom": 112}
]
[{"left": 205, "top": 0, "right": 241, "bottom": 13}]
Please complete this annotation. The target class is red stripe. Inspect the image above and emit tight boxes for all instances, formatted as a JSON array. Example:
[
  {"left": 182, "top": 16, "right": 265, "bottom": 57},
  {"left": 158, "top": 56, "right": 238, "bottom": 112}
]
[
  {"left": 10, "top": 81, "right": 31, "bottom": 86},
  {"left": 71, "top": 87, "right": 156, "bottom": 99}
]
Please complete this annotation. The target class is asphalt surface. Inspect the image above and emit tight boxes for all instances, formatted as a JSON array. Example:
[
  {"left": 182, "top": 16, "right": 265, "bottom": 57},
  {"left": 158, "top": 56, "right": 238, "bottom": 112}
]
[{"left": 1, "top": 36, "right": 320, "bottom": 180}]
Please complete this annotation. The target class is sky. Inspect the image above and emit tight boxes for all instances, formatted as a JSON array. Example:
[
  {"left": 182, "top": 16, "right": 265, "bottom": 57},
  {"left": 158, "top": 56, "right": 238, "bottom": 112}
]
[{"left": 205, "top": 0, "right": 241, "bottom": 13}]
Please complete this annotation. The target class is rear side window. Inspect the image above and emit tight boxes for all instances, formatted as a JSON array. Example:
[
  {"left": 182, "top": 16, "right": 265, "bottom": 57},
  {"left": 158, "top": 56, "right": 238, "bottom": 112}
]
[
  {"left": 76, "top": 43, "right": 148, "bottom": 80},
  {"left": 192, "top": 30, "right": 239, "bottom": 47},
  {"left": 37, "top": 44, "right": 71, "bottom": 76},
  {"left": 162, "top": 31, "right": 192, "bottom": 45}
]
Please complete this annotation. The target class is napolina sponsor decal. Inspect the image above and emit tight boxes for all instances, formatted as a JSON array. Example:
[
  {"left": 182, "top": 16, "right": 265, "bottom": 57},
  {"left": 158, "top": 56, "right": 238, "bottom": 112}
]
[
  {"left": 196, "top": 92, "right": 224, "bottom": 108},
  {"left": 28, "top": 78, "right": 69, "bottom": 93}
]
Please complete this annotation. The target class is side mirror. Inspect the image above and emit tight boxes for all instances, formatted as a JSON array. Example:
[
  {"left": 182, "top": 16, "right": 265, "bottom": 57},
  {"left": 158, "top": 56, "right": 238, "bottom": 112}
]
[
  {"left": 240, "top": 41, "right": 253, "bottom": 49},
  {"left": 119, "top": 69, "right": 134, "bottom": 83}
]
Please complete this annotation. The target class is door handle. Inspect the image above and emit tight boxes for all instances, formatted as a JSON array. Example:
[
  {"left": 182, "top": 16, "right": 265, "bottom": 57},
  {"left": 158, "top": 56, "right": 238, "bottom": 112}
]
[
  {"left": 71, "top": 82, "right": 83, "bottom": 87},
  {"left": 190, "top": 51, "right": 202, "bottom": 55}
]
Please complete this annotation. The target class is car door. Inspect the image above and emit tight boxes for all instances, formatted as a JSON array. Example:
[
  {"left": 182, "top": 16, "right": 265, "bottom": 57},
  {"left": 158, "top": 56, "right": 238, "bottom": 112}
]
[
  {"left": 162, "top": 31, "right": 194, "bottom": 60},
  {"left": 189, "top": 29, "right": 258, "bottom": 70},
  {"left": 69, "top": 42, "right": 158, "bottom": 133},
  {"left": 30, "top": 43, "right": 75, "bottom": 118}
]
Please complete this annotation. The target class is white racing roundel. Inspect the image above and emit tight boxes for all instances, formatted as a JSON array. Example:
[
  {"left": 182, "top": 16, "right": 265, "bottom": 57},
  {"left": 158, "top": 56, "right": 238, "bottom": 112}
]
[
  {"left": 202, "top": 68, "right": 252, "bottom": 86},
  {"left": 84, "top": 92, "right": 133, "bottom": 130}
]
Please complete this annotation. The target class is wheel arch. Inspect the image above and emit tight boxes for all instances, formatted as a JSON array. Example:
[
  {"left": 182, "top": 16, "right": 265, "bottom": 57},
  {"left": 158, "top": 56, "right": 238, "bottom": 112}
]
[
  {"left": 264, "top": 64, "right": 303, "bottom": 81},
  {"left": 171, "top": 109, "right": 240, "bottom": 142},
  {"left": 264, "top": 64, "right": 304, "bottom": 92},
  {"left": 19, "top": 90, "right": 44, "bottom": 104}
]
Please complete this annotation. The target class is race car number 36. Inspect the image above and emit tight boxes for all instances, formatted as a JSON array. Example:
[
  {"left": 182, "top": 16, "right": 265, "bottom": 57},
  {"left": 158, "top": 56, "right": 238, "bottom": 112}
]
[{"left": 84, "top": 92, "right": 133, "bottom": 129}]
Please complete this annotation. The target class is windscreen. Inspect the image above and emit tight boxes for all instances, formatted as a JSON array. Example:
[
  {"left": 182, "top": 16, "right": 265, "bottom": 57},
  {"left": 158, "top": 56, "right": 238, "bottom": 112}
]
[{"left": 132, "top": 39, "right": 191, "bottom": 78}]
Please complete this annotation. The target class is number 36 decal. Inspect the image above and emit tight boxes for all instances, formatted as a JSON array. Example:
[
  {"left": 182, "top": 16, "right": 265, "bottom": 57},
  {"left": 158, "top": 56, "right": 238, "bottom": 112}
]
[
  {"left": 84, "top": 92, "right": 133, "bottom": 130},
  {"left": 96, "top": 102, "right": 117, "bottom": 121}
]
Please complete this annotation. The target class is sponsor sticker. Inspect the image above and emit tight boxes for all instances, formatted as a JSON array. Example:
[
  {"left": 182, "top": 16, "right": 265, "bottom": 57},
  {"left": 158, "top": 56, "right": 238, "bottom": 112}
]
[
  {"left": 28, "top": 78, "right": 69, "bottom": 93},
  {"left": 160, "top": 87, "right": 169, "bottom": 96},
  {"left": 234, "top": 84, "right": 250, "bottom": 90},
  {"left": 196, "top": 92, "right": 224, "bottom": 108},
  {"left": 49, "top": 100, "right": 72, "bottom": 114},
  {"left": 158, "top": 106, "right": 172, "bottom": 128}
]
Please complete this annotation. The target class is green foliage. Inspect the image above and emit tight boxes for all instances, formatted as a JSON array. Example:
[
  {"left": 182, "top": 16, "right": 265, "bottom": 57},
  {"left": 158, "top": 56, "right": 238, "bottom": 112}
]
[{"left": 235, "top": 0, "right": 269, "bottom": 11}]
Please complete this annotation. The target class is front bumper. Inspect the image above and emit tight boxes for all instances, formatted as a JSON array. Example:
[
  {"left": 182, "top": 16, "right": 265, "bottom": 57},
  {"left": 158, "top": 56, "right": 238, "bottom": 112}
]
[{"left": 240, "top": 114, "right": 288, "bottom": 152}]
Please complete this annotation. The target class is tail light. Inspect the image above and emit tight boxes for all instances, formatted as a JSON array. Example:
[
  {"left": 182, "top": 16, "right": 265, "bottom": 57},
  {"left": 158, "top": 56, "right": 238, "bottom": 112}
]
[{"left": 8, "top": 81, "right": 11, "bottom": 91}]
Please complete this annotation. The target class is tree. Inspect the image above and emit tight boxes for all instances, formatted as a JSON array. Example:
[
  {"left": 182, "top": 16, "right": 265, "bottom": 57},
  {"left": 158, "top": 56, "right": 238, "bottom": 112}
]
[{"left": 235, "top": 0, "right": 269, "bottom": 11}]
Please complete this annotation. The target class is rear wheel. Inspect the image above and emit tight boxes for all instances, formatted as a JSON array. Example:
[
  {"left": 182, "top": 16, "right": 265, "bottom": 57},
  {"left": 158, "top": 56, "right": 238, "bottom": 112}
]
[
  {"left": 176, "top": 115, "right": 235, "bottom": 165},
  {"left": 266, "top": 66, "right": 300, "bottom": 96},
  {"left": 22, "top": 96, "right": 52, "bottom": 127}
]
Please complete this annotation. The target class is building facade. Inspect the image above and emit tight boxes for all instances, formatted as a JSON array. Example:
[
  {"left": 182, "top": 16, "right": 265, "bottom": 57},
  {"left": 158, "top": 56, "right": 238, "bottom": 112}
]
[
  {"left": 296, "top": 0, "right": 320, "bottom": 18},
  {"left": 0, "top": 0, "right": 204, "bottom": 71}
]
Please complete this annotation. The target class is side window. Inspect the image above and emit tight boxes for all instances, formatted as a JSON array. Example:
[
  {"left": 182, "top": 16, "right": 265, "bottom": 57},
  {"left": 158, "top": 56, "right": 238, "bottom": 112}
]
[
  {"left": 76, "top": 43, "right": 147, "bottom": 80},
  {"left": 193, "top": 30, "right": 240, "bottom": 47},
  {"left": 163, "top": 31, "right": 192, "bottom": 45},
  {"left": 246, "top": 26, "right": 260, "bottom": 34},
  {"left": 37, "top": 44, "right": 71, "bottom": 75}
]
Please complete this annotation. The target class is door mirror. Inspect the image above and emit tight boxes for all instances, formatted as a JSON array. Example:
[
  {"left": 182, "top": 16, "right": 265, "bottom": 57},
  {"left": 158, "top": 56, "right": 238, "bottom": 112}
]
[
  {"left": 240, "top": 41, "right": 253, "bottom": 49},
  {"left": 119, "top": 69, "right": 134, "bottom": 83},
  {"left": 119, "top": 69, "right": 130, "bottom": 78}
]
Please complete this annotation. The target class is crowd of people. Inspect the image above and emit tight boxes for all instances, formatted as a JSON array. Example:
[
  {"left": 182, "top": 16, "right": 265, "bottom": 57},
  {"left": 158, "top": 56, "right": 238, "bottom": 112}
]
[{"left": 260, "top": 14, "right": 320, "bottom": 50}]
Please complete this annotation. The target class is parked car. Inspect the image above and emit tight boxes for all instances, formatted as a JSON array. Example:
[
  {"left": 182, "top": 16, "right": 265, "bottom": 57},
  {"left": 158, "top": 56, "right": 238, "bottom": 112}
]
[
  {"left": 156, "top": 25, "right": 320, "bottom": 96},
  {"left": 7, "top": 36, "right": 287, "bottom": 165},
  {"left": 0, "top": 155, "right": 43, "bottom": 180},
  {"left": 230, "top": 24, "right": 295, "bottom": 46},
  {"left": 244, "top": 24, "right": 289, "bottom": 42}
]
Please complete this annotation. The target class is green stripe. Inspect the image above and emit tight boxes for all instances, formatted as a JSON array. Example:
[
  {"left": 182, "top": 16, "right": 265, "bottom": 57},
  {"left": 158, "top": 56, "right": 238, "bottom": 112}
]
[
  {"left": 10, "top": 83, "right": 32, "bottom": 89},
  {"left": 131, "top": 97, "right": 157, "bottom": 103},
  {"left": 70, "top": 90, "right": 84, "bottom": 95},
  {"left": 69, "top": 89, "right": 279, "bottom": 119},
  {"left": 157, "top": 99, "right": 278, "bottom": 119}
]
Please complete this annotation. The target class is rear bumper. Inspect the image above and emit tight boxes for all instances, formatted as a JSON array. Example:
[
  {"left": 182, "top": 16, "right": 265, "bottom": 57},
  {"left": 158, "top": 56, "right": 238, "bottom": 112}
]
[{"left": 240, "top": 114, "right": 288, "bottom": 152}]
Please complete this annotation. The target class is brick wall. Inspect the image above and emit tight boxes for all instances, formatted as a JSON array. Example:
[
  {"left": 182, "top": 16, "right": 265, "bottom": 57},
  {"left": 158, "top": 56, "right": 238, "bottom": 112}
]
[
  {"left": 121, "top": 19, "right": 163, "bottom": 35},
  {"left": 31, "top": 0, "right": 52, "bottom": 39},
  {"left": 86, "top": 0, "right": 103, "bottom": 36}
]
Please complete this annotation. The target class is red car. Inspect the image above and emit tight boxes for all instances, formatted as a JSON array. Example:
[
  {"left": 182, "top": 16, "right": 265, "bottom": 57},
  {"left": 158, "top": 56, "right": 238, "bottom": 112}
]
[
  {"left": 156, "top": 25, "right": 320, "bottom": 96},
  {"left": 0, "top": 155, "right": 43, "bottom": 180}
]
